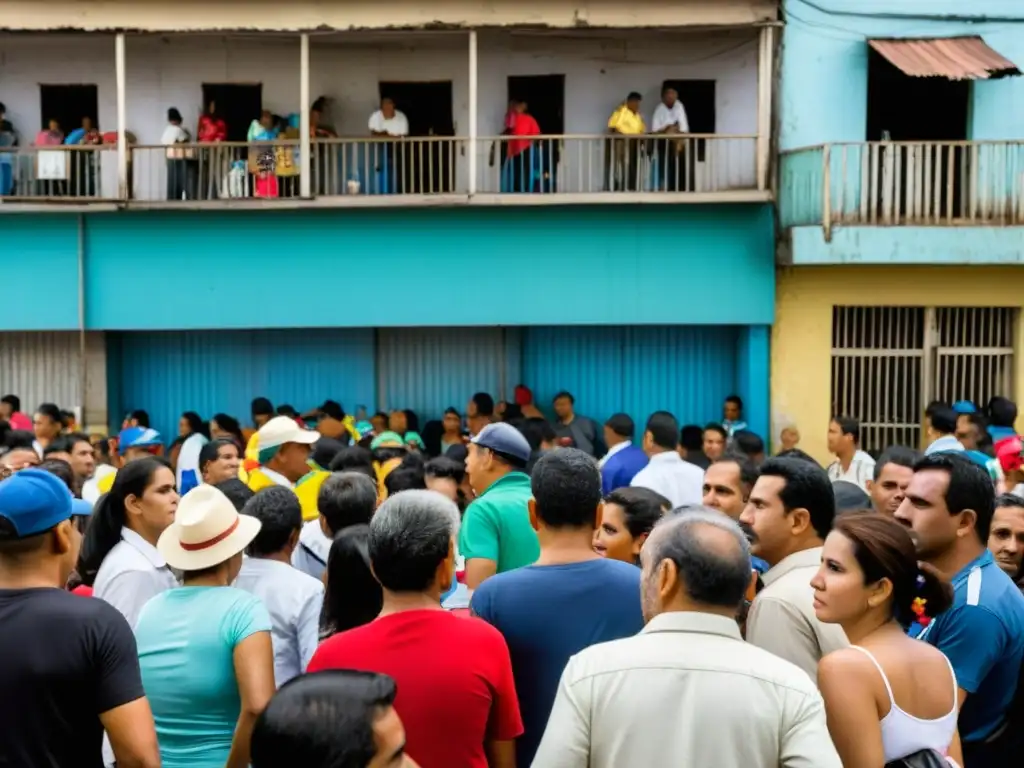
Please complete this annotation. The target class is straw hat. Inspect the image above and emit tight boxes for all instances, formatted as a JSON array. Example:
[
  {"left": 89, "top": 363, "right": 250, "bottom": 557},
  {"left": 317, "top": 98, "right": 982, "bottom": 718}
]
[{"left": 157, "top": 484, "right": 261, "bottom": 571}]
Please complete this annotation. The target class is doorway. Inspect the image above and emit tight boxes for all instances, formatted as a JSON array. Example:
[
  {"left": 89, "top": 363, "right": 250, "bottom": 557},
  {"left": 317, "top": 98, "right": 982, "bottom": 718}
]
[
  {"left": 201, "top": 84, "right": 263, "bottom": 142},
  {"left": 39, "top": 84, "right": 98, "bottom": 134},
  {"left": 507, "top": 75, "right": 564, "bottom": 190},
  {"left": 866, "top": 47, "right": 970, "bottom": 218},
  {"left": 378, "top": 81, "right": 455, "bottom": 193}
]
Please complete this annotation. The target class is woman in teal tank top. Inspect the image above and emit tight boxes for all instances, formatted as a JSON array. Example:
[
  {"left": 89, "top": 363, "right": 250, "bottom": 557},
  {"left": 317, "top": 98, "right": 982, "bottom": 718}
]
[{"left": 135, "top": 484, "right": 275, "bottom": 768}]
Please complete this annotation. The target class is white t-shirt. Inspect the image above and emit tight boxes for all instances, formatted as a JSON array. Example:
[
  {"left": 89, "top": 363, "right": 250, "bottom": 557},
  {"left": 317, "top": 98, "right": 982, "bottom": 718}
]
[
  {"left": 368, "top": 110, "right": 409, "bottom": 137},
  {"left": 161, "top": 124, "right": 190, "bottom": 145},
  {"left": 651, "top": 101, "right": 690, "bottom": 133}
]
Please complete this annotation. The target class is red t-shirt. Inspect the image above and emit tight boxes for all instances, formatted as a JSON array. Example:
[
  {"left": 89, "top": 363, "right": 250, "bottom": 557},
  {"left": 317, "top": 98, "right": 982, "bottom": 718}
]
[{"left": 308, "top": 609, "right": 522, "bottom": 768}]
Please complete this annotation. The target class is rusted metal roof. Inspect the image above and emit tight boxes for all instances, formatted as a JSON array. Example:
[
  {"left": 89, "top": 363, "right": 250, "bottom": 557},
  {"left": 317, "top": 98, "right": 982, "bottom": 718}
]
[{"left": 869, "top": 37, "right": 1021, "bottom": 80}]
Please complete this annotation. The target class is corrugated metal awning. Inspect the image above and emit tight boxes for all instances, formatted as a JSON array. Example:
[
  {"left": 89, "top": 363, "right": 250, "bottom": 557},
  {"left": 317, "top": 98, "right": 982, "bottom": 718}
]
[{"left": 869, "top": 37, "right": 1021, "bottom": 80}]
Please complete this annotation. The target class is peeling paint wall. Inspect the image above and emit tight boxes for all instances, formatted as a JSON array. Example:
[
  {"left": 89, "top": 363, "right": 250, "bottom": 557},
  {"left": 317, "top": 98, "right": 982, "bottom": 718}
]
[{"left": 0, "top": 1, "right": 777, "bottom": 33}]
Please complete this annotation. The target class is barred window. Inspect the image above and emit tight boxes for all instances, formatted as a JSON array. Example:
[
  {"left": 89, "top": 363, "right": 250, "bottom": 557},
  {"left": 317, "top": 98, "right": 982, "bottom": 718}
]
[{"left": 831, "top": 307, "right": 1015, "bottom": 454}]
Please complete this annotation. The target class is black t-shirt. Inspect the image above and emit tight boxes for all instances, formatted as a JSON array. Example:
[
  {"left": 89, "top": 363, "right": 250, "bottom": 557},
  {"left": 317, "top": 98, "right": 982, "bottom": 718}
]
[{"left": 0, "top": 587, "right": 145, "bottom": 768}]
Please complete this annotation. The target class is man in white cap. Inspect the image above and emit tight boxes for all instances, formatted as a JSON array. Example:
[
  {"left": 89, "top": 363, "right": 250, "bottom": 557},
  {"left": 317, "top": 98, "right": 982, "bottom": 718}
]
[{"left": 246, "top": 416, "right": 327, "bottom": 522}]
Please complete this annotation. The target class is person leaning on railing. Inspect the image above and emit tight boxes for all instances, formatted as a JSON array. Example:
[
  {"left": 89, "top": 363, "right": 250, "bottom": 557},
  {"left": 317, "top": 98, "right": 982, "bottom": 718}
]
[{"left": 606, "top": 92, "right": 646, "bottom": 192}]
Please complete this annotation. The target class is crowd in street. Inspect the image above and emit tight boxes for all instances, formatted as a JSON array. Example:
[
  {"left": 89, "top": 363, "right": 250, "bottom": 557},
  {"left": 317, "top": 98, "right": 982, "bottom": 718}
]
[{"left": 1, "top": 386, "right": 1023, "bottom": 768}]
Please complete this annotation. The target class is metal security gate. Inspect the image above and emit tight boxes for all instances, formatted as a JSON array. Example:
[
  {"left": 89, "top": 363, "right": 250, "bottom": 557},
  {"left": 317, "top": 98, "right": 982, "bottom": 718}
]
[{"left": 831, "top": 306, "right": 1016, "bottom": 453}]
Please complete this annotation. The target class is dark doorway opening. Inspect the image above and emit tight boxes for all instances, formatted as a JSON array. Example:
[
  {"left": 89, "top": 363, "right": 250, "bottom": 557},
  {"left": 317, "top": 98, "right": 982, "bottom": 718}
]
[
  {"left": 506, "top": 75, "right": 565, "bottom": 192},
  {"left": 39, "top": 84, "right": 98, "bottom": 134},
  {"left": 866, "top": 47, "right": 970, "bottom": 218},
  {"left": 201, "top": 84, "right": 263, "bottom": 142},
  {"left": 378, "top": 81, "right": 455, "bottom": 193},
  {"left": 662, "top": 79, "right": 715, "bottom": 162}
]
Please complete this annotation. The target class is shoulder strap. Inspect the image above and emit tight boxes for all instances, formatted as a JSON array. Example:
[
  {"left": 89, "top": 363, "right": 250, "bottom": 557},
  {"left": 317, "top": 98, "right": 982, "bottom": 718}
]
[{"left": 850, "top": 645, "right": 896, "bottom": 706}]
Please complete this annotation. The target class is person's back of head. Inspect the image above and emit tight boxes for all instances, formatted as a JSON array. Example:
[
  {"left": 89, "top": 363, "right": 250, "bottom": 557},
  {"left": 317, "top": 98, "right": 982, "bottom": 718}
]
[
  {"left": 129, "top": 409, "right": 150, "bottom": 429},
  {"left": 243, "top": 486, "right": 303, "bottom": 558},
  {"left": 516, "top": 417, "right": 556, "bottom": 452},
  {"left": 251, "top": 670, "right": 400, "bottom": 768},
  {"left": 928, "top": 405, "right": 958, "bottom": 437},
  {"left": 775, "top": 448, "right": 819, "bottom": 465},
  {"left": 3, "top": 429, "right": 35, "bottom": 450},
  {"left": 1, "top": 394, "right": 20, "bottom": 414},
  {"left": 38, "top": 458, "right": 76, "bottom": 495},
  {"left": 986, "top": 396, "right": 1018, "bottom": 429},
  {"left": 322, "top": 524, "right": 382, "bottom": 637},
  {"left": 832, "top": 480, "right": 871, "bottom": 516},
  {"left": 530, "top": 448, "right": 602, "bottom": 531},
  {"left": 642, "top": 509, "right": 752, "bottom": 617},
  {"left": 318, "top": 472, "right": 378, "bottom": 536},
  {"left": 214, "top": 477, "right": 255, "bottom": 512},
  {"left": 679, "top": 425, "right": 704, "bottom": 453},
  {"left": 731, "top": 429, "right": 765, "bottom": 462},
  {"left": 384, "top": 468, "right": 426, "bottom": 497},
  {"left": 644, "top": 411, "right": 679, "bottom": 454},
  {"left": 368, "top": 490, "right": 460, "bottom": 594},
  {"left": 311, "top": 438, "right": 347, "bottom": 470},
  {"left": 471, "top": 392, "right": 494, "bottom": 418},
  {"left": 328, "top": 445, "right": 374, "bottom": 473},
  {"left": 756, "top": 457, "right": 836, "bottom": 542}
]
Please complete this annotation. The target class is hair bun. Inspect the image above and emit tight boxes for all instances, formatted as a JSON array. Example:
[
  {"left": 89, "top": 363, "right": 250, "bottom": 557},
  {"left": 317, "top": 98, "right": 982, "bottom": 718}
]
[{"left": 914, "top": 561, "right": 954, "bottom": 619}]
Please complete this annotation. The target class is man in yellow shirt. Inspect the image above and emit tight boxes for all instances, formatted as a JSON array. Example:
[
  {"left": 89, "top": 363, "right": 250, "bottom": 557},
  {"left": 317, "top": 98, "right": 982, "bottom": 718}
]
[
  {"left": 245, "top": 416, "right": 326, "bottom": 521},
  {"left": 607, "top": 91, "right": 646, "bottom": 191}
]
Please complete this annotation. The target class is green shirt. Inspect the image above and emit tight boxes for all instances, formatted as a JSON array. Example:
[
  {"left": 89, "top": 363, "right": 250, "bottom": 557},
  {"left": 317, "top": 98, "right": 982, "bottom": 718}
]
[{"left": 459, "top": 471, "right": 539, "bottom": 572}]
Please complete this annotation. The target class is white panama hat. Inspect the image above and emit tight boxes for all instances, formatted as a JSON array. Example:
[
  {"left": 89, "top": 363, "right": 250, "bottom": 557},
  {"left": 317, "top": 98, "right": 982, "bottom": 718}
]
[{"left": 157, "top": 484, "right": 261, "bottom": 571}]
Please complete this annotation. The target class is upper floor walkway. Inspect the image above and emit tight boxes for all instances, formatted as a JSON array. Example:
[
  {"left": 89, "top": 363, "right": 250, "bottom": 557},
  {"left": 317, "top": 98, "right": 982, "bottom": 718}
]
[{"left": 0, "top": 20, "right": 776, "bottom": 211}]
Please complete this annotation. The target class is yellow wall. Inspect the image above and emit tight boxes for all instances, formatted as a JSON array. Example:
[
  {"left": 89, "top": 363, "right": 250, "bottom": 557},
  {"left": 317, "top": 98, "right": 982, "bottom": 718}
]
[{"left": 772, "top": 266, "right": 1024, "bottom": 465}]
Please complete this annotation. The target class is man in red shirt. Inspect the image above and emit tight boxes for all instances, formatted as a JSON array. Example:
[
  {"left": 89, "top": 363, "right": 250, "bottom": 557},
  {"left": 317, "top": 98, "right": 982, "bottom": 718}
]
[{"left": 308, "top": 489, "right": 522, "bottom": 768}]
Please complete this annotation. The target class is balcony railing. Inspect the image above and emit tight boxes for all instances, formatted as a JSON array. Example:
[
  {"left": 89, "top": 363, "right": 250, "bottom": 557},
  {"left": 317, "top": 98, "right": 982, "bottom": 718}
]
[
  {"left": 1, "top": 133, "right": 762, "bottom": 206},
  {"left": 478, "top": 134, "right": 757, "bottom": 195},
  {"left": 780, "top": 141, "right": 1024, "bottom": 235},
  {"left": 0, "top": 145, "right": 117, "bottom": 200}
]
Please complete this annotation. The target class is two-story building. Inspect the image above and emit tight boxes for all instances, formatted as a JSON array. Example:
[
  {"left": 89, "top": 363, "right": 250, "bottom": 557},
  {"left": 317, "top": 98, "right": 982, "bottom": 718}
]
[
  {"left": 0, "top": 1, "right": 778, "bottom": 440},
  {"left": 775, "top": 0, "right": 1024, "bottom": 462}
]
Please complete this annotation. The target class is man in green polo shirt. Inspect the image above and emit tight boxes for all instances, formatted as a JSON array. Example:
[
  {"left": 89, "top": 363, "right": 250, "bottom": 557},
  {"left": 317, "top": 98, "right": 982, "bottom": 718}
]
[{"left": 461, "top": 422, "right": 540, "bottom": 588}]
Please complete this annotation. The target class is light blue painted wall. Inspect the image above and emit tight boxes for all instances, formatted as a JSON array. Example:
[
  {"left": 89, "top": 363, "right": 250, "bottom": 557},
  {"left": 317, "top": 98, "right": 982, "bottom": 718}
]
[
  {"left": 781, "top": 0, "right": 1024, "bottom": 150},
  {"left": 0, "top": 215, "right": 81, "bottom": 330},
  {"left": 107, "top": 324, "right": 771, "bottom": 442},
  {"left": 0, "top": 205, "right": 775, "bottom": 331},
  {"left": 786, "top": 225, "right": 1024, "bottom": 264}
]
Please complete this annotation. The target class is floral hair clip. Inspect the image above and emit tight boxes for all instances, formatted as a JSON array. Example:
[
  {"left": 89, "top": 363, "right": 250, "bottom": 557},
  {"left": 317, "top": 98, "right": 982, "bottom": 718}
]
[
  {"left": 916, "top": 574, "right": 926, "bottom": 589},
  {"left": 911, "top": 597, "right": 930, "bottom": 627}
]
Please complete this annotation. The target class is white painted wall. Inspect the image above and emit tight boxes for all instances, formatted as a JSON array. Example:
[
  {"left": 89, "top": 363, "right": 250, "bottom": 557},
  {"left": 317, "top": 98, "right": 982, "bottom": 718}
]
[
  {"left": 0, "top": 0, "right": 778, "bottom": 33},
  {"left": 0, "top": 30, "right": 759, "bottom": 195}
]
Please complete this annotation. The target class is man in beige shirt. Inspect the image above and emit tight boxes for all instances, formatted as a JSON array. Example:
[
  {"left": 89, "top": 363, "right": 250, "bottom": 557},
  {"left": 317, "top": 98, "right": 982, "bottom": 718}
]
[
  {"left": 532, "top": 509, "right": 842, "bottom": 768},
  {"left": 741, "top": 457, "right": 849, "bottom": 683}
]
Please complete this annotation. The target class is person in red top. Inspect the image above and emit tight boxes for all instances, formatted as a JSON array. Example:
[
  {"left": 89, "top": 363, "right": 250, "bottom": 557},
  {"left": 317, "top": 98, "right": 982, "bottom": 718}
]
[
  {"left": 502, "top": 100, "right": 541, "bottom": 193},
  {"left": 308, "top": 489, "right": 522, "bottom": 768}
]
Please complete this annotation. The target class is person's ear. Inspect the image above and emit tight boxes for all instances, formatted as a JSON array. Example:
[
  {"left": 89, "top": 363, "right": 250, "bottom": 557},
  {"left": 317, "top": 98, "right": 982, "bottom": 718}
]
[
  {"left": 593, "top": 501, "right": 604, "bottom": 531},
  {"left": 52, "top": 519, "right": 73, "bottom": 557},
  {"left": 528, "top": 498, "right": 540, "bottom": 532},
  {"left": 789, "top": 507, "right": 812, "bottom": 537}
]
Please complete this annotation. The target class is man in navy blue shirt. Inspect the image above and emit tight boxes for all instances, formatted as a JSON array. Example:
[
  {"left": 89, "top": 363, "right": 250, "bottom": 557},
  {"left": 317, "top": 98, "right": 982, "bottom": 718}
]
[
  {"left": 472, "top": 448, "right": 644, "bottom": 768},
  {"left": 599, "top": 413, "right": 648, "bottom": 495},
  {"left": 896, "top": 452, "right": 1024, "bottom": 764}
]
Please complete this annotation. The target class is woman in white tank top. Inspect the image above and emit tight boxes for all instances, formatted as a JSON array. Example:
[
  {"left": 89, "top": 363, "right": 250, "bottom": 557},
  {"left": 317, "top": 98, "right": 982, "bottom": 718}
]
[{"left": 810, "top": 513, "right": 963, "bottom": 767}]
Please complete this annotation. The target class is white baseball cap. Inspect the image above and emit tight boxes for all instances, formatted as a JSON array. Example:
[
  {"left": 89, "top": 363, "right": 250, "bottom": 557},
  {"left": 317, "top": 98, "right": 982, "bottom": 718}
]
[{"left": 256, "top": 415, "right": 320, "bottom": 451}]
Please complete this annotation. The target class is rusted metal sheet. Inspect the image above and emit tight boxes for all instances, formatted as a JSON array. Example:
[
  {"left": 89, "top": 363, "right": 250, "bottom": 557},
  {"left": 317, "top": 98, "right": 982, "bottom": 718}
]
[{"left": 869, "top": 37, "right": 1021, "bottom": 80}]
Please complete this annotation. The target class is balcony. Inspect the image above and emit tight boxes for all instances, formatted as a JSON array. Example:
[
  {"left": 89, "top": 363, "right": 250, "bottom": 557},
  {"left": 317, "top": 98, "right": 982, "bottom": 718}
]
[
  {"left": 778, "top": 141, "right": 1024, "bottom": 266},
  {"left": 0, "top": 26, "right": 774, "bottom": 211}
]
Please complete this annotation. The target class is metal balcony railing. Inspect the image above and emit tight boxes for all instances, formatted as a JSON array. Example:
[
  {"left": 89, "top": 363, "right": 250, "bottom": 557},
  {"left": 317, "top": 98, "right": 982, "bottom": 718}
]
[
  {"left": 780, "top": 140, "right": 1024, "bottom": 236},
  {"left": 0, "top": 145, "right": 117, "bottom": 200},
  {"left": 478, "top": 134, "right": 758, "bottom": 194},
  {"left": 2, "top": 133, "right": 761, "bottom": 204}
]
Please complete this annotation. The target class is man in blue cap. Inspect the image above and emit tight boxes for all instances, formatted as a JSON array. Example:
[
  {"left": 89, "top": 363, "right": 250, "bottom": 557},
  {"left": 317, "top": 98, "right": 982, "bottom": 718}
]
[
  {"left": 461, "top": 422, "right": 540, "bottom": 588},
  {"left": 0, "top": 469, "right": 160, "bottom": 768}
]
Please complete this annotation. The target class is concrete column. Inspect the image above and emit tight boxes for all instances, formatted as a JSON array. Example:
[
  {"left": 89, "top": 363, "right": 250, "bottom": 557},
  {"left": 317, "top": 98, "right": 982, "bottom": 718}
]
[
  {"left": 468, "top": 30, "right": 478, "bottom": 195},
  {"left": 300, "top": 33, "right": 311, "bottom": 198}
]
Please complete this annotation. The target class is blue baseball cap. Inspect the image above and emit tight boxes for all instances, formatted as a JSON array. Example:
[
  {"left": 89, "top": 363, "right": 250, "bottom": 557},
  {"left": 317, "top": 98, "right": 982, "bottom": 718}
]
[
  {"left": 118, "top": 426, "right": 163, "bottom": 455},
  {"left": 952, "top": 400, "right": 976, "bottom": 415},
  {"left": 471, "top": 422, "right": 531, "bottom": 463},
  {"left": 0, "top": 469, "right": 92, "bottom": 538}
]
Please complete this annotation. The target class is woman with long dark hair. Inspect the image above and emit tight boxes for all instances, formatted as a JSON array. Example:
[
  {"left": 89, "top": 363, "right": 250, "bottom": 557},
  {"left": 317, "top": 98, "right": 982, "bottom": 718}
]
[
  {"left": 320, "top": 525, "right": 382, "bottom": 639},
  {"left": 80, "top": 457, "right": 179, "bottom": 626},
  {"left": 210, "top": 413, "right": 245, "bottom": 449},
  {"left": 811, "top": 513, "right": 962, "bottom": 767}
]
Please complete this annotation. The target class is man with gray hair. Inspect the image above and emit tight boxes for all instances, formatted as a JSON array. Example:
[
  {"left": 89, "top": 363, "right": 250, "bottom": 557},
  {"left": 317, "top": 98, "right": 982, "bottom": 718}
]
[
  {"left": 532, "top": 508, "right": 841, "bottom": 768},
  {"left": 308, "top": 490, "right": 523, "bottom": 768}
]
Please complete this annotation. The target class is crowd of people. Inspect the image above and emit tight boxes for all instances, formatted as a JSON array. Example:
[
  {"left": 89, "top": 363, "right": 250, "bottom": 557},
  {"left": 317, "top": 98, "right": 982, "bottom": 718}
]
[{"left": 1, "top": 385, "right": 1024, "bottom": 768}]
